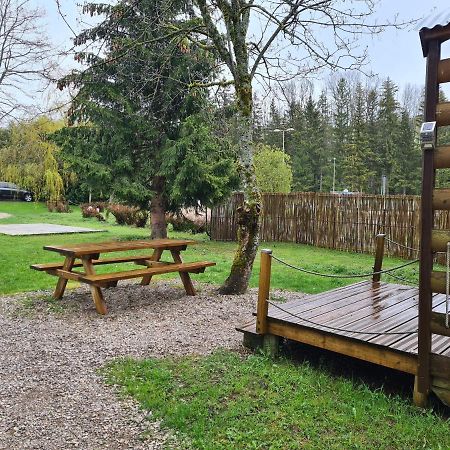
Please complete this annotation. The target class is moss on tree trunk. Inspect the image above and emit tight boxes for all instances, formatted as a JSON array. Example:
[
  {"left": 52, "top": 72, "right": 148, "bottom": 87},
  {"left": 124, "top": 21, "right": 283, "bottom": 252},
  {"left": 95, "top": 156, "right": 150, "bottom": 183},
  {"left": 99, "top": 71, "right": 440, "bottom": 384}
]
[{"left": 219, "top": 79, "right": 261, "bottom": 294}]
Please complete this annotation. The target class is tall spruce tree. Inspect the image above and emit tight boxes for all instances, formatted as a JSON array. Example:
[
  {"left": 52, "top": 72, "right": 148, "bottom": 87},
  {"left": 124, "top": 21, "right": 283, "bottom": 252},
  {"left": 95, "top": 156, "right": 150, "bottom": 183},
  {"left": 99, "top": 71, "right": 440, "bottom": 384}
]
[
  {"left": 343, "top": 82, "right": 373, "bottom": 192},
  {"left": 390, "top": 109, "right": 420, "bottom": 194},
  {"left": 332, "top": 78, "right": 351, "bottom": 190},
  {"left": 377, "top": 78, "right": 400, "bottom": 194},
  {"left": 58, "top": 0, "right": 237, "bottom": 237}
]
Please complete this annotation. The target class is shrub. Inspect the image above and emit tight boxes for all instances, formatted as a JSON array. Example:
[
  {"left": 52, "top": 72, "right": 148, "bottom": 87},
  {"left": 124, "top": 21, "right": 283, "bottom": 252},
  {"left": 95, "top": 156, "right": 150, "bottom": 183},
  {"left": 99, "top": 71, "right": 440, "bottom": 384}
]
[
  {"left": 47, "top": 200, "right": 70, "bottom": 213},
  {"left": 166, "top": 209, "right": 206, "bottom": 233},
  {"left": 108, "top": 204, "right": 148, "bottom": 228},
  {"left": 80, "top": 203, "right": 105, "bottom": 221}
]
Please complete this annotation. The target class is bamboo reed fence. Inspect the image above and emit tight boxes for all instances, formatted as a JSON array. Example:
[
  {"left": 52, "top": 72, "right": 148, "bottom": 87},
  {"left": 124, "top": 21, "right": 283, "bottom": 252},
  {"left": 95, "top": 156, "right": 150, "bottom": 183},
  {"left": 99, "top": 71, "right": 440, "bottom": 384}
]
[{"left": 210, "top": 192, "right": 450, "bottom": 260}]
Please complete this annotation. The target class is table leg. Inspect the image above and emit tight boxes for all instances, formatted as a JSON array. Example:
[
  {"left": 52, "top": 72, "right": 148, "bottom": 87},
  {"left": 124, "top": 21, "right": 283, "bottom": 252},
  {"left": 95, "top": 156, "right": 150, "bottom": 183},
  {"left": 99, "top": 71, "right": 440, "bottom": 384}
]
[
  {"left": 53, "top": 256, "right": 75, "bottom": 299},
  {"left": 82, "top": 257, "right": 107, "bottom": 315},
  {"left": 170, "top": 249, "right": 196, "bottom": 296},
  {"left": 141, "top": 248, "right": 163, "bottom": 285}
]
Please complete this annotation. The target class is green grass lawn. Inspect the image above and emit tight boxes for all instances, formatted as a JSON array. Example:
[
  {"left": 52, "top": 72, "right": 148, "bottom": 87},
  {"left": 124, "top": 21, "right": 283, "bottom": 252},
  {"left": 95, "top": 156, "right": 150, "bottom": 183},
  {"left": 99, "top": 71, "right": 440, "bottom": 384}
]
[
  {"left": 2, "top": 202, "right": 448, "bottom": 447},
  {"left": 0, "top": 201, "right": 420, "bottom": 295},
  {"left": 104, "top": 350, "right": 450, "bottom": 449}
]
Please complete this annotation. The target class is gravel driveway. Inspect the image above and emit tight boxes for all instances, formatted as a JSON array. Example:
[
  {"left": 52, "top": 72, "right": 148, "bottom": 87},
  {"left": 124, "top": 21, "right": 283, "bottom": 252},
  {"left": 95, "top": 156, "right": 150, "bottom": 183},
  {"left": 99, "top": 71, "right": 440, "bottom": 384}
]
[{"left": 0, "top": 281, "right": 267, "bottom": 449}]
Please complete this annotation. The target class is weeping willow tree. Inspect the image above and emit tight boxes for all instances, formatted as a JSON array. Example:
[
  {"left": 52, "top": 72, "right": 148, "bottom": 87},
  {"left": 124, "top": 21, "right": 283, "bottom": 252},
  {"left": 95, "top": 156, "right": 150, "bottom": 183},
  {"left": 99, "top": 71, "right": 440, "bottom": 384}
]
[{"left": 0, "top": 117, "right": 72, "bottom": 204}]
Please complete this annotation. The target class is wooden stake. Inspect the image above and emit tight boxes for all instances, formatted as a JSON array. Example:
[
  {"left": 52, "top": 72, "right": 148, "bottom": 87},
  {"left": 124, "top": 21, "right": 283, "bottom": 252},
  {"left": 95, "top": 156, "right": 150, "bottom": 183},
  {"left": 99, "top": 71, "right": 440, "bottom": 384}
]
[
  {"left": 256, "top": 249, "right": 272, "bottom": 334},
  {"left": 372, "top": 234, "right": 386, "bottom": 283}
]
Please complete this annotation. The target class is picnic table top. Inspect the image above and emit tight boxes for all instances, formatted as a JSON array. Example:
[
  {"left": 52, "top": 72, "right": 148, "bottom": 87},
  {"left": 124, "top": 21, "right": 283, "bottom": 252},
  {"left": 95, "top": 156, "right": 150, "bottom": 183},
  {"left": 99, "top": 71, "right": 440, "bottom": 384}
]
[{"left": 43, "top": 239, "right": 196, "bottom": 257}]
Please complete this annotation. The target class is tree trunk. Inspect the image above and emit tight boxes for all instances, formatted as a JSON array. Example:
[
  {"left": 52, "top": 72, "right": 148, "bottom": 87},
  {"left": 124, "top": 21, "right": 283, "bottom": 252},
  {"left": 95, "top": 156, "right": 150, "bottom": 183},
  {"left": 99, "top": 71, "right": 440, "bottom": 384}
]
[
  {"left": 150, "top": 176, "right": 167, "bottom": 239},
  {"left": 219, "top": 79, "right": 261, "bottom": 294}
]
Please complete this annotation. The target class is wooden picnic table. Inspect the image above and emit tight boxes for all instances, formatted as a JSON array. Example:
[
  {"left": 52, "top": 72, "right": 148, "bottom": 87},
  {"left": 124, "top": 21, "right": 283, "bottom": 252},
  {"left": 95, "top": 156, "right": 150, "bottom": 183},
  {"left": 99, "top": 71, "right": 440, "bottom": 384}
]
[{"left": 31, "top": 239, "right": 215, "bottom": 315}]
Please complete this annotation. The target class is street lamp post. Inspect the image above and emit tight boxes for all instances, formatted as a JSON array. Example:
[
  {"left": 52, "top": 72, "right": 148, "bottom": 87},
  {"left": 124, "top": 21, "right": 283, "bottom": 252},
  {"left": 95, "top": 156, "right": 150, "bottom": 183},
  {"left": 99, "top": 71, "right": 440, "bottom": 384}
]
[
  {"left": 271, "top": 127, "right": 294, "bottom": 152},
  {"left": 332, "top": 157, "right": 336, "bottom": 193}
]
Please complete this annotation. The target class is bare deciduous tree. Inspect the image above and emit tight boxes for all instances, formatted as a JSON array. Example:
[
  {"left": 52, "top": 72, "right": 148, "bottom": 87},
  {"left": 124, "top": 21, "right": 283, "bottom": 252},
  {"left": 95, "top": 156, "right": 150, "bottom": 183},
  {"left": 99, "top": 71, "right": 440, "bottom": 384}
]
[
  {"left": 173, "top": 0, "right": 409, "bottom": 294},
  {"left": 59, "top": 0, "right": 410, "bottom": 294},
  {"left": 0, "top": 0, "right": 55, "bottom": 123}
]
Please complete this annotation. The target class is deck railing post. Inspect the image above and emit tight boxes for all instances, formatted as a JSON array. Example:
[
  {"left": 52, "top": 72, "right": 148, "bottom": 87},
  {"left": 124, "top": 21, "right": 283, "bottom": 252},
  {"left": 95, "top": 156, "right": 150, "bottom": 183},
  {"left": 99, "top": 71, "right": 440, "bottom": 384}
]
[
  {"left": 373, "top": 233, "right": 386, "bottom": 283},
  {"left": 256, "top": 249, "right": 272, "bottom": 335}
]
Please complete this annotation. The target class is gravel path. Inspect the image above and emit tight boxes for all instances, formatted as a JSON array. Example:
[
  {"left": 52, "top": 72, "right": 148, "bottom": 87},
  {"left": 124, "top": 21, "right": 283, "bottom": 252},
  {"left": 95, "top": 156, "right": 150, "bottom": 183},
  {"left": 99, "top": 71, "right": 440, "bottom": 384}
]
[{"left": 0, "top": 281, "right": 304, "bottom": 449}]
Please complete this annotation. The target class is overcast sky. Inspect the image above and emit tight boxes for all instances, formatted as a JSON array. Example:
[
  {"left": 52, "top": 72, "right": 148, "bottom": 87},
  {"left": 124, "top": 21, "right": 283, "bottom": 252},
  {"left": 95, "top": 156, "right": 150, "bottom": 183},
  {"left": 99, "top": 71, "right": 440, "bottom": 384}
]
[{"left": 34, "top": 0, "right": 450, "bottom": 106}]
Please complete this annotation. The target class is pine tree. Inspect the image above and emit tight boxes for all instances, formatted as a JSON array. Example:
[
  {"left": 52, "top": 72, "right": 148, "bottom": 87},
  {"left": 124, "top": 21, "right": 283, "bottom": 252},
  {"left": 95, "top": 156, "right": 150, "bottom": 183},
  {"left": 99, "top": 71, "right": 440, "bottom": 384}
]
[
  {"left": 332, "top": 78, "right": 351, "bottom": 190},
  {"left": 390, "top": 109, "right": 420, "bottom": 194},
  {"left": 377, "top": 78, "right": 400, "bottom": 194},
  {"left": 343, "top": 82, "right": 373, "bottom": 192},
  {"left": 292, "top": 96, "right": 325, "bottom": 191}
]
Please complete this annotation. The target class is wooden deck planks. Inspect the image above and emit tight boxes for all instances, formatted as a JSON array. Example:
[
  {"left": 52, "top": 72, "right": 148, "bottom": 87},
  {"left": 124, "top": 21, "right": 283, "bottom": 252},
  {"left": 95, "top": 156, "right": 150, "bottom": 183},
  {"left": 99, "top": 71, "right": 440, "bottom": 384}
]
[
  {"left": 269, "top": 283, "right": 416, "bottom": 334},
  {"left": 266, "top": 281, "right": 450, "bottom": 359}
]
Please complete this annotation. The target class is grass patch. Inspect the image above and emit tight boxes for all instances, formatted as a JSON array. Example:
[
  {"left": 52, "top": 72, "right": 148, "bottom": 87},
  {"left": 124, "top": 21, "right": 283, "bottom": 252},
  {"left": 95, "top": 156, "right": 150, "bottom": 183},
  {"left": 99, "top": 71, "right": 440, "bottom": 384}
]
[
  {"left": 104, "top": 350, "right": 450, "bottom": 449},
  {"left": 0, "top": 201, "right": 421, "bottom": 295},
  {"left": 17, "top": 293, "right": 66, "bottom": 315}
]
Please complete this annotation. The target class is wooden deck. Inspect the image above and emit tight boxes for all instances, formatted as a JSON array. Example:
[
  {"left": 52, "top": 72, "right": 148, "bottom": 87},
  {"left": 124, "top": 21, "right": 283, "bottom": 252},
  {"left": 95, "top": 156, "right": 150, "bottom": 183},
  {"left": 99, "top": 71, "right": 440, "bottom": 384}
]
[{"left": 238, "top": 280, "right": 450, "bottom": 404}]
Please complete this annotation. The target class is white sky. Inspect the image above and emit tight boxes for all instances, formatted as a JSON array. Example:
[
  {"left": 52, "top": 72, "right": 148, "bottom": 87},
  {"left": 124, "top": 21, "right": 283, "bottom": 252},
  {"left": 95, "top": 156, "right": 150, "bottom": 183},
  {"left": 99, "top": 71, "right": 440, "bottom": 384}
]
[{"left": 31, "top": 0, "right": 450, "bottom": 112}]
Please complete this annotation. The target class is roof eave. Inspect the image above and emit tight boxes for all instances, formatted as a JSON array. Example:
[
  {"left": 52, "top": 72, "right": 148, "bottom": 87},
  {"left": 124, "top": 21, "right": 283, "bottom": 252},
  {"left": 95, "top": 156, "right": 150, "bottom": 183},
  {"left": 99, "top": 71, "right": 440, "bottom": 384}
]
[{"left": 420, "top": 23, "right": 450, "bottom": 57}]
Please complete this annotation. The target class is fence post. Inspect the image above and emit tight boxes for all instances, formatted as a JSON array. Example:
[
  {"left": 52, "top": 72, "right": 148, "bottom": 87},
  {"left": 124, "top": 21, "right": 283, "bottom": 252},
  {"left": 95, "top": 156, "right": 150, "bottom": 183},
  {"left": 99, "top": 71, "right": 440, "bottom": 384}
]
[
  {"left": 373, "top": 233, "right": 386, "bottom": 282},
  {"left": 256, "top": 249, "right": 272, "bottom": 335}
]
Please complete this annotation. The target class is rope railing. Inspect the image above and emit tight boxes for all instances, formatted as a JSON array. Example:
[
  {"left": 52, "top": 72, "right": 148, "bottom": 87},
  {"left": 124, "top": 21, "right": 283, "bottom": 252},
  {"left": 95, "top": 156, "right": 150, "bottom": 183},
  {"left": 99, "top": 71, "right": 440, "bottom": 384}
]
[
  {"left": 385, "top": 272, "right": 419, "bottom": 284},
  {"left": 270, "top": 254, "right": 419, "bottom": 280},
  {"left": 385, "top": 237, "right": 420, "bottom": 254},
  {"left": 267, "top": 300, "right": 417, "bottom": 336}
]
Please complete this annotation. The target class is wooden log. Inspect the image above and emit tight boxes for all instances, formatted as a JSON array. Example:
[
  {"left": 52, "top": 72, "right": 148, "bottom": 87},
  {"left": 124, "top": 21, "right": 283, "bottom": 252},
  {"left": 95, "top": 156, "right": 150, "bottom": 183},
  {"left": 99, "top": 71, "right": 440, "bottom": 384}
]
[
  {"left": 430, "top": 271, "right": 447, "bottom": 294},
  {"left": 431, "top": 377, "right": 450, "bottom": 407},
  {"left": 433, "top": 146, "right": 450, "bottom": 168},
  {"left": 430, "top": 311, "right": 450, "bottom": 337},
  {"left": 436, "top": 102, "right": 450, "bottom": 126},
  {"left": 432, "top": 189, "right": 450, "bottom": 210},
  {"left": 430, "top": 353, "right": 450, "bottom": 378},
  {"left": 256, "top": 249, "right": 272, "bottom": 335},
  {"left": 438, "top": 58, "right": 450, "bottom": 84},
  {"left": 372, "top": 233, "right": 386, "bottom": 282},
  {"left": 431, "top": 229, "right": 450, "bottom": 252}
]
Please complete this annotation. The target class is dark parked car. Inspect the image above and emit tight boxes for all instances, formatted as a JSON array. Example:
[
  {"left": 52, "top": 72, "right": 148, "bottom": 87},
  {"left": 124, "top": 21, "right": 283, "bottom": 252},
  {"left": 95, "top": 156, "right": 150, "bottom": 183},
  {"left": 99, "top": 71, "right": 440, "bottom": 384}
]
[{"left": 0, "top": 182, "right": 33, "bottom": 201}]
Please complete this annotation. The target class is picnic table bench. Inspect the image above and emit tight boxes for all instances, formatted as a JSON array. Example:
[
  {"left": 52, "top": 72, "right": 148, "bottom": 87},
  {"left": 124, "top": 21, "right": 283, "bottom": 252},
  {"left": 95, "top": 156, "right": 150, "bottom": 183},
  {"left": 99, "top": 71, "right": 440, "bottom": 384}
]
[{"left": 31, "top": 239, "right": 215, "bottom": 315}]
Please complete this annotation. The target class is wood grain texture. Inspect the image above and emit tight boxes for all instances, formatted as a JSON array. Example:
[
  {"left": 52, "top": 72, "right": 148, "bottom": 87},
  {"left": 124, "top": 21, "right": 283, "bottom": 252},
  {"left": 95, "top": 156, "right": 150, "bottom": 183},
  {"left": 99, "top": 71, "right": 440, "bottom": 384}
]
[
  {"left": 79, "top": 261, "right": 215, "bottom": 287},
  {"left": 256, "top": 250, "right": 272, "bottom": 334},
  {"left": 433, "top": 189, "right": 450, "bottom": 210},
  {"left": 43, "top": 239, "right": 195, "bottom": 256},
  {"left": 52, "top": 256, "right": 75, "bottom": 299},
  {"left": 433, "top": 145, "right": 450, "bottom": 168},
  {"left": 436, "top": 102, "right": 450, "bottom": 126},
  {"left": 31, "top": 254, "right": 166, "bottom": 271},
  {"left": 438, "top": 58, "right": 450, "bottom": 84},
  {"left": 170, "top": 250, "right": 196, "bottom": 296},
  {"left": 140, "top": 248, "right": 164, "bottom": 286},
  {"left": 82, "top": 257, "right": 107, "bottom": 315}
]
